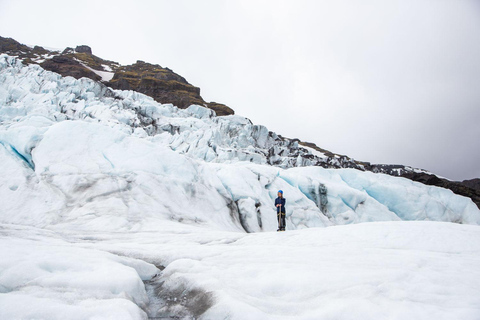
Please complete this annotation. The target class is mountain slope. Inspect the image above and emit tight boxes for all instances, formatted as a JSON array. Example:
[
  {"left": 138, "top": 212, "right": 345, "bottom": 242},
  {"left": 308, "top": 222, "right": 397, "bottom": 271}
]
[
  {"left": 2, "top": 36, "right": 479, "bottom": 208},
  {"left": 462, "top": 178, "right": 480, "bottom": 191},
  {"left": 0, "top": 36, "right": 234, "bottom": 115},
  {"left": 0, "top": 37, "right": 419, "bottom": 171}
]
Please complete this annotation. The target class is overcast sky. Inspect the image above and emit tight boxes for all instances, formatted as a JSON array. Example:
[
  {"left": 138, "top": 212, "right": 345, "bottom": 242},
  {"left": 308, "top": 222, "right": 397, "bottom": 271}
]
[{"left": 1, "top": 0, "right": 479, "bottom": 180}]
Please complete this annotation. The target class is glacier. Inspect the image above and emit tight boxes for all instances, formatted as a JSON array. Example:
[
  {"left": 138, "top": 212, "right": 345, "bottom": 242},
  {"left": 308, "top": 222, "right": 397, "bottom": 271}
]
[
  {"left": 1, "top": 53, "right": 480, "bottom": 319},
  {"left": 1, "top": 54, "right": 478, "bottom": 231}
]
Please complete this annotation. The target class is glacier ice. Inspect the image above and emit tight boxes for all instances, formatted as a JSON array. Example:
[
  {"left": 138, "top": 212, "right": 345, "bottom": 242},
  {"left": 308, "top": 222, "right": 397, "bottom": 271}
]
[{"left": 0, "top": 53, "right": 479, "bottom": 232}]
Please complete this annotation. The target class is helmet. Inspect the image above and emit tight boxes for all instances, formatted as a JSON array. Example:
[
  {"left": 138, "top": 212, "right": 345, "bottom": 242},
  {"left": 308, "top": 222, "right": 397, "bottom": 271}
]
[{"left": 278, "top": 190, "right": 283, "bottom": 194}]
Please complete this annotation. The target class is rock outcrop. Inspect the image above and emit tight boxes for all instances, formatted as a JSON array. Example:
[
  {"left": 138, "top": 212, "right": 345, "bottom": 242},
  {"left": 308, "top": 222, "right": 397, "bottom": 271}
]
[
  {"left": 106, "top": 60, "right": 205, "bottom": 109},
  {"left": 461, "top": 178, "right": 480, "bottom": 191},
  {"left": 0, "top": 36, "right": 234, "bottom": 115},
  {"left": 41, "top": 55, "right": 102, "bottom": 81},
  {"left": 75, "top": 45, "right": 92, "bottom": 54},
  {"left": 205, "top": 102, "right": 235, "bottom": 116}
]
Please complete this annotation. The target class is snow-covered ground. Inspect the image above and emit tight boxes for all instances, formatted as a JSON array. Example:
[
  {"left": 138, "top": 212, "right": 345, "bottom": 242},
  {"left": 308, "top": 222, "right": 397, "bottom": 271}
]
[
  {"left": 76, "top": 59, "right": 115, "bottom": 81},
  {"left": 1, "top": 54, "right": 480, "bottom": 319},
  {"left": 1, "top": 221, "right": 479, "bottom": 319}
]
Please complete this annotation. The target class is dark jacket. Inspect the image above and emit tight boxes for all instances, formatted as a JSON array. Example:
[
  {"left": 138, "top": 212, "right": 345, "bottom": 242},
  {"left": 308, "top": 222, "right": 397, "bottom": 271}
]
[{"left": 275, "top": 197, "right": 286, "bottom": 214}]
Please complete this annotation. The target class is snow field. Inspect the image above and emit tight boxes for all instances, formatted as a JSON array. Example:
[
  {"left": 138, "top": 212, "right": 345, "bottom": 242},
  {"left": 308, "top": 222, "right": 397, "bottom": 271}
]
[
  {"left": 0, "top": 225, "right": 159, "bottom": 320},
  {"left": 154, "top": 222, "right": 480, "bottom": 319},
  {"left": 2, "top": 221, "right": 477, "bottom": 319}
]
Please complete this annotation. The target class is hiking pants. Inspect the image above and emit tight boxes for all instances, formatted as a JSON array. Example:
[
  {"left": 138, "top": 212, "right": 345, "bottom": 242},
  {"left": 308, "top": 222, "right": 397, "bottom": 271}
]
[{"left": 277, "top": 212, "right": 286, "bottom": 229}]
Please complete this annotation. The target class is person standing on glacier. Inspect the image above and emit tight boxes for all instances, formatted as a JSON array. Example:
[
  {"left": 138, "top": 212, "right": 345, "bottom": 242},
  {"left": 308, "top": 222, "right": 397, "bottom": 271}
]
[{"left": 275, "top": 190, "right": 286, "bottom": 231}]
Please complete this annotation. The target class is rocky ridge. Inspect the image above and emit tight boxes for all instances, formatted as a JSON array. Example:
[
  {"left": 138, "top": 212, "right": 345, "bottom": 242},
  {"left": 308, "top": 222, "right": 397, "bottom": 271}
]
[
  {"left": 0, "top": 36, "right": 233, "bottom": 116},
  {"left": 461, "top": 178, "right": 480, "bottom": 191}
]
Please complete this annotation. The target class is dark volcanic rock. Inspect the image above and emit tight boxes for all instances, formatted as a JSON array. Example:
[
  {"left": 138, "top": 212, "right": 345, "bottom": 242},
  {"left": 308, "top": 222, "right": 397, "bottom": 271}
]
[
  {"left": 206, "top": 102, "right": 235, "bottom": 116},
  {"left": 75, "top": 45, "right": 92, "bottom": 54},
  {"left": 461, "top": 178, "right": 480, "bottom": 191},
  {"left": 62, "top": 47, "right": 75, "bottom": 54},
  {"left": 41, "top": 55, "right": 101, "bottom": 81},
  {"left": 32, "top": 46, "right": 49, "bottom": 55},
  {"left": 106, "top": 60, "right": 213, "bottom": 109},
  {"left": 402, "top": 172, "right": 480, "bottom": 209},
  {"left": 0, "top": 36, "right": 28, "bottom": 53},
  {"left": 0, "top": 36, "right": 46, "bottom": 63}
]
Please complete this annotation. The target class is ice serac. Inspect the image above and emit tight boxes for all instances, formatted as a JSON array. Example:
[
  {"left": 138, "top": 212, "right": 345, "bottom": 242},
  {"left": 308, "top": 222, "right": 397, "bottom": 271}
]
[{"left": 0, "top": 53, "right": 479, "bottom": 232}]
